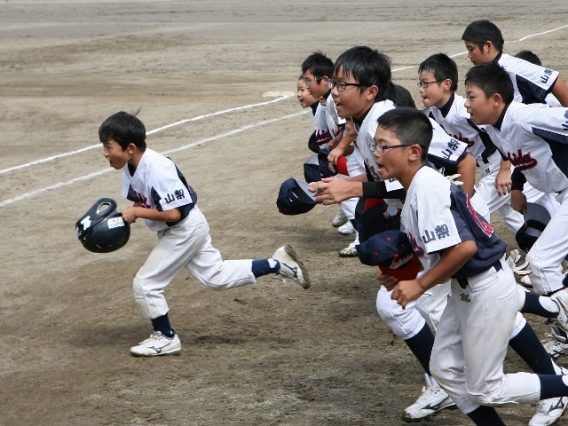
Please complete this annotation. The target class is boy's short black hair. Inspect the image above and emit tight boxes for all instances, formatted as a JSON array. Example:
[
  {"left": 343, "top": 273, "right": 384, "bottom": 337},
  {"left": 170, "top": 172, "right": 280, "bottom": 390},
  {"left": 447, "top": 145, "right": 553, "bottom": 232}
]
[
  {"left": 464, "top": 62, "right": 514, "bottom": 104},
  {"left": 514, "top": 50, "right": 542, "bottom": 66},
  {"left": 333, "top": 46, "right": 394, "bottom": 102},
  {"left": 301, "top": 51, "right": 334, "bottom": 80},
  {"left": 378, "top": 107, "right": 432, "bottom": 162},
  {"left": 418, "top": 53, "right": 458, "bottom": 92},
  {"left": 99, "top": 111, "right": 146, "bottom": 150},
  {"left": 462, "top": 19, "right": 504, "bottom": 52}
]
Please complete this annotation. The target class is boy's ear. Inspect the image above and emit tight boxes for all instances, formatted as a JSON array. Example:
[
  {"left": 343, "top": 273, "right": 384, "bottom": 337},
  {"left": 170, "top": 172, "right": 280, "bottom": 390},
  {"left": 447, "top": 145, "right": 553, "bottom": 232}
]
[
  {"left": 490, "top": 92, "right": 506, "bottom": 106},
  {"left": 126, "top": 142, "right": 137, "bottom": 154},
  {"left": 408, "top": 143, "right": 423, "bottom": 161},
  {"left": 366, "top": 85, "right": 379, "bottom": 100},
  {"left": 442, "top": 79, "right": 453, "bottom": 91},
  {"left": 483, "top": 40, "right": 495, "bottom": 54}
]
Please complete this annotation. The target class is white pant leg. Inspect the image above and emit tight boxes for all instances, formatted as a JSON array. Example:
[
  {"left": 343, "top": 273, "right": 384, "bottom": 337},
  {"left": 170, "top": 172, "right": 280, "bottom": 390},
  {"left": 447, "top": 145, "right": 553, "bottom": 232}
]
[
  {"left": 133, "top": 207, "right": 210, "bottom": 319},
  {"left": 133, "top": 206, "right": 256, "bottom": 319},
  {"left": 527, "top": 190, "right": 568, "bottom": 294},
  {"left": 431, "top": 261, "right": 541, "bottom": 414},
  {"left": 376, "top": 286, "right": 426, "bottom": 340},
  {"left": 413, "top": 281, "right": 451, "bottom": 333},
  {"left": 340, "top": 197, "right": 358, "bottom": 221}
]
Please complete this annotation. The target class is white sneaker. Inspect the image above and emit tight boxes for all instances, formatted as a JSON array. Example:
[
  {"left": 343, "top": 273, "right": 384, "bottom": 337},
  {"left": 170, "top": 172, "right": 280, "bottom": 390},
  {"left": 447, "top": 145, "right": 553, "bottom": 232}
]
[
  {"left": 331, "top": 209, "right": 348, "bottom": 227},
  {"left": 543, "top": 324, "right": 568, "bottom": 360},
  {"left": 529, "top": 396, "right": 568, "bottom": 426},
  {"left": 338, "top": 220, "right": 356, "bottom": 236},
  {"left": 273, "top": 245, "right": 311, "bottom": 289},
  {"left": 551, "top": 289, "right": 568, "bottom": 333},
  {"left": 339, "top": 233, "right": 359, "bottom": 257},
  {"left": 130, "top": 331, "right": 181, "bottom": 357},
  {"left": 402, "top": 374, "right": 456, "bottom": 422}
]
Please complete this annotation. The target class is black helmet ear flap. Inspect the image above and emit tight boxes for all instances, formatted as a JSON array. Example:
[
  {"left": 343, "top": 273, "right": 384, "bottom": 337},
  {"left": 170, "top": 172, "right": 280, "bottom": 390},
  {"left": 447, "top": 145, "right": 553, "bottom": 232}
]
[{"left": 76, "top": 198, "right": 130, "bottom": 253}]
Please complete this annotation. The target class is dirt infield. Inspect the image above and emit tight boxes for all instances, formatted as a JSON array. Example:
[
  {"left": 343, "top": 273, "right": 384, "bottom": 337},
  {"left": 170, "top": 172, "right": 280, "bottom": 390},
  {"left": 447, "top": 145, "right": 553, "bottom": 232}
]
[{"left": 2, "top": 1, "right": 568, "bottom": 425}]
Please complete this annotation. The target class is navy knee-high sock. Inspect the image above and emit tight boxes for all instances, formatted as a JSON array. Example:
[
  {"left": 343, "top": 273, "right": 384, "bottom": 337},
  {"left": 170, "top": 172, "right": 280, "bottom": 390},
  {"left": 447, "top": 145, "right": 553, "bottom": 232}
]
[
  {"left": 404, "top": 322, "right": 435, "bottom": 376},
  {"left": 509, "top": 322, "right": 556, "bottom": 375},
  {"left": 539, "top": 375, "right": 568, "bottom": 400},
  {"left": 151, "top": 313, "right": 175, "bottom": 338},
  {"left": 467, "top": 406, "right": 506, "bottom": 425},
  {"left": 521, "top": 292, "right": 558, "bottom": 318}
]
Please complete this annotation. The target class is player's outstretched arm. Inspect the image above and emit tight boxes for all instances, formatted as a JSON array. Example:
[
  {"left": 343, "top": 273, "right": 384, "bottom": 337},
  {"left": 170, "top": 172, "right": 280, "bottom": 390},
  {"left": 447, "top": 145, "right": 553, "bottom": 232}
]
[
  {"left": 391, "top": 240, "right": 477, "bottom": 308},
  {"left": 308, "top": 175, "right": 366, "bottom": 205},
  {"left": 510, "top": 189, "right": 527, "bottom": 214}
]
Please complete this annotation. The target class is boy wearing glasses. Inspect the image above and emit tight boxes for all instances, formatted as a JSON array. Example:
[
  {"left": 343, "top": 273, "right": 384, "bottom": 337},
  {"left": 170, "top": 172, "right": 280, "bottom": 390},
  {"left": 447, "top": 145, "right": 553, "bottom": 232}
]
[
  {"left": 418, "top": 53, "right": 525, "bottom": 237},
  {"left": 310, "top": 46, "right": 471, "bottom": 421},
  {"left": 301, "top": 51, "right": 364, "bottom": 255},
  {"left": 375, "top": 106, "right": 568, "bottom": 426}
]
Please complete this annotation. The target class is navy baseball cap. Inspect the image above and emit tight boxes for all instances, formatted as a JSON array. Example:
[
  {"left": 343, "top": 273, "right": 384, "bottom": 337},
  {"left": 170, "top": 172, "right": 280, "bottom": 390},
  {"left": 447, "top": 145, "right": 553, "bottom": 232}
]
[
  {"left": 276, "top": 178, "right": 317, "bottom": 215},
  {"left": 356, "top": 230, "right": 421, "bottom": 281},
  {"left": 318, "top": 147, "right": 349, "bottom": 177}
]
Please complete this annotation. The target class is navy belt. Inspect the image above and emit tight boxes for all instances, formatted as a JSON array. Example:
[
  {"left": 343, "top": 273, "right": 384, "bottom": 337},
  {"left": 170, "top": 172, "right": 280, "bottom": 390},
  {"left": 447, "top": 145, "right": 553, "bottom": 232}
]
[{"left": 456, "top": 259, "right": 502, "bottom": 289}]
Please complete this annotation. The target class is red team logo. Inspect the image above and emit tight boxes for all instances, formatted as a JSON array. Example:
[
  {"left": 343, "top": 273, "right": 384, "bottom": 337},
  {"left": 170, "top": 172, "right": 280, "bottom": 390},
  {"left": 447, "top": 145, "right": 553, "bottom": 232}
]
[{"left": 508, "top": 149, "right": 538, "bottom": 171}]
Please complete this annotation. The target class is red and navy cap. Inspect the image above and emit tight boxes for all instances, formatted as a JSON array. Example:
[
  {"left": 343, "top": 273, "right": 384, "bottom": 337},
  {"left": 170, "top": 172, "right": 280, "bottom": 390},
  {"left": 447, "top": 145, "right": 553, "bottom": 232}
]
[
  {"left": 304, "top": 149, "right": 349, "bottom": 183},
  {"left": 356, "top": 230, "right": 421, "bottom": 281},
  {"left": 276, "top": 178, "right": 317, "bottom": 215}
]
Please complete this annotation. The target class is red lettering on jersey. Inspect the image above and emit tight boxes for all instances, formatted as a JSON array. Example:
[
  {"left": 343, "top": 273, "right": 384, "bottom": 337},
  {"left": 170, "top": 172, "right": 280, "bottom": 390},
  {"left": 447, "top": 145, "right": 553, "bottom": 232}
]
[
  {"left": 507, "top": 149, "right": 538, "bottom": 171},
  {"left": 135, "top": 192, "right": 151, "bottom": 209},
  {"left": 466, "top": 196, "right": 494, "bottom": 237},
  {"left": 451, "top": 132, "right": 475, "bottom": 148}
]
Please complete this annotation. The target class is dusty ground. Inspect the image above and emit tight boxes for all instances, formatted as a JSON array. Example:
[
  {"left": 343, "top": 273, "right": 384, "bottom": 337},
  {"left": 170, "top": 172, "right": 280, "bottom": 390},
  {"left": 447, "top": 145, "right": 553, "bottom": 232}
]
[{"left": 2, "top": 1, "right": 568, "bottom": 425}]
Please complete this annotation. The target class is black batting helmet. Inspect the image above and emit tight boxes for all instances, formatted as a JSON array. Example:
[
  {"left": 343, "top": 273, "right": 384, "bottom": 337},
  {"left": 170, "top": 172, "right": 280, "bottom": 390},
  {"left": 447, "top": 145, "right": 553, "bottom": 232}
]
[{"left": 75, "top": 198, "right": 130, "bottom": 253}]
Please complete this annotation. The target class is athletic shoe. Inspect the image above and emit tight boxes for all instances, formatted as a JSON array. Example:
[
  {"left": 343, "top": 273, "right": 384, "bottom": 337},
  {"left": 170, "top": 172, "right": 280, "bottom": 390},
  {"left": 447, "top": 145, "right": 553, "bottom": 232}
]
[
  {"left": 339, "top": 233, "right": 359, "bottom": 257},
  {"left": 338, "top": 220, "right": 356, "bottom": 236},
  {"left": 402, "top": 374, "right": 456, "bottom": 422},
  {"left": 543, "top": 324, "right": 568, "bottom": 360},
  {"left": 551, "top": 289, "right": 568, "bottom": 333},
  {"left": 130, "top": 331, "right": 181, "bottom": 357},
  {"left": 529, "top": 396, "right": 568, "bottom": 426},
  {"left": 273, "top": 245, "right": 311, "bottom": 289},
  {"left": 331, "top": 209, "right": 348, "bottom": 227}
]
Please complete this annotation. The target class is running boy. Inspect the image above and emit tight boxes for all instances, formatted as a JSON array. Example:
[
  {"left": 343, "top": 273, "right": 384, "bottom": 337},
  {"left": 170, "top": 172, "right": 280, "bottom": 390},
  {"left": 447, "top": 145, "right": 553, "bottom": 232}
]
[
  {"left": 464, "top": 61, "right": 568, "bottom": 336},
  {"left": 461, "top": 19, "right": 568, "bottom": 106},
  {"left": 375, "top": 106, "right": 568, "bottom": 426},
  {"left": 99, "top": 111, "right": 310, "bottom": 357}
]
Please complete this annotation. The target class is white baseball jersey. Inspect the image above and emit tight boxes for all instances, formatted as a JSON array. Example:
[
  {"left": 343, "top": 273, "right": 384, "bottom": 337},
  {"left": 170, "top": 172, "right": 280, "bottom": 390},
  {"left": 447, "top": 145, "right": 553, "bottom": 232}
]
[
  {"left": 424, "top": 94, "right": 496, "bottom": 171},
  {"left": 122, "top": 148, "right": 196, "bottom": 232},
  {"left": 325, "top": 94, "right": 345, "bottom": 139},
  {"left": 424, "top": 94, "right": 525, "bottom": 234},
  {"left": 354, "top": 100, "right": 469, "bottom": 188},
  {"left": 312, "top": 102, "right": 333, "bottom": 150},
  {"left": 498, "top": 53, "right": 559, "bottom": 104},
  {"left": 486, "top": 102, "right": 568, "bottom": 194}
]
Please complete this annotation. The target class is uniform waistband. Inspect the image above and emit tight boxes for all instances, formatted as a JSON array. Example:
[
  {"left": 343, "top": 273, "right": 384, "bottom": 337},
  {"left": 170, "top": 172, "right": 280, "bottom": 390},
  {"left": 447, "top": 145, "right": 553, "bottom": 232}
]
[{"left": 456, "top": 258, "right": 503, "bottom": 289}]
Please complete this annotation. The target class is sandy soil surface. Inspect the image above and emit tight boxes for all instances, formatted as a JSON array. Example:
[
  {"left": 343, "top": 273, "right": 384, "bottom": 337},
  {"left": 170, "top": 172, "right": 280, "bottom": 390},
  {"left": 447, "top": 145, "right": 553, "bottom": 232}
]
[{"left": 2, "top": 1, "right": 568, "bottom": 425}]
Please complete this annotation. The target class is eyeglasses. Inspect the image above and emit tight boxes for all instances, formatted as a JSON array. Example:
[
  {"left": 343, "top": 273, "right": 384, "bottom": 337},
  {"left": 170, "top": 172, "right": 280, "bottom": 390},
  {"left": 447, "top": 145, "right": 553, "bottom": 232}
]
[
  {"left": 328, "top": 79, "right": 364, "bottom": 92},
  {"left": 416, "top": 80, "right": 441, "bottom": 89},
  {"left": 369, "top": 143, "right": 410, "bottom": 154},
  {"left": 304, "top": 76, "right": 324, "bottom": 87}
]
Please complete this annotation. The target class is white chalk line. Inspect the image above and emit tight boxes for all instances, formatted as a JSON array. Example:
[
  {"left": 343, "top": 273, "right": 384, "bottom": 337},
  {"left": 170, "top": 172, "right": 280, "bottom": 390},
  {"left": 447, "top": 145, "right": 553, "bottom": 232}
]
[
  {"left": 2, "top": 23, "right": 567, "bottom": 209},
  {"left": 0, "top": 95, "right": 294, "bottom": 176},
  {"left": 0, "top": 111, "right": 307, "bottom": 208}
]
